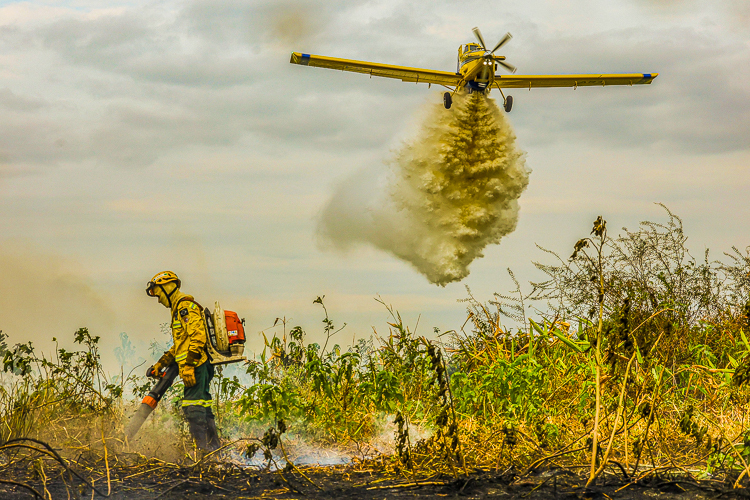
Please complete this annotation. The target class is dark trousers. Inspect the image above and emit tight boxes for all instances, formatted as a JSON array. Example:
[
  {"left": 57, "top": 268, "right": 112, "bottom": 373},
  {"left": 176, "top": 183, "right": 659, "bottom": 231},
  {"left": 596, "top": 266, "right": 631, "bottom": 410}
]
[{"left": 182, "top": 362, "right": 220, "bottom": 451}]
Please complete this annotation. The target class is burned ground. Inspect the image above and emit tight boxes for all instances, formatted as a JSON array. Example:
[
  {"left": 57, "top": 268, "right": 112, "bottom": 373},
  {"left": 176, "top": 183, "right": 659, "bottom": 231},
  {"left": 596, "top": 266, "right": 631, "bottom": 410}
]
[{"left": 0, "top": 454, "right": 742, "bottom": 500}]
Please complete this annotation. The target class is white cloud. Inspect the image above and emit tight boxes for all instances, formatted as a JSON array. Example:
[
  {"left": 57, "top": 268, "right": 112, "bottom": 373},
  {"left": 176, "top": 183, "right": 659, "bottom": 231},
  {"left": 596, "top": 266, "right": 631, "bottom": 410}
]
[{"left": 0, "top": 0, "right": 748, "bottom": 355}]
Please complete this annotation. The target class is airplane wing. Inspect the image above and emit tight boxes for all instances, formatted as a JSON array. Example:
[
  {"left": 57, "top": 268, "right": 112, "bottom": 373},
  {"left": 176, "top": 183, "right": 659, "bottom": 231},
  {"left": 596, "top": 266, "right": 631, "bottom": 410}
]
[
  {"left": 290, "top": 52, "right": 462, "bottom": 87},
  {"left": 494, "top": 73, "right": 658, "bottom": 89}
]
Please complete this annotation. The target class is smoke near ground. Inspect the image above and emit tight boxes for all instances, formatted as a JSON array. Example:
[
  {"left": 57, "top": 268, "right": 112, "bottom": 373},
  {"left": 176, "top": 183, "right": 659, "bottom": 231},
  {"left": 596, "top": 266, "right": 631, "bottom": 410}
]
[
  {"left": 0, "top": 244, "right": 116, "bottom": 337},
  {"left": 318, "top": 92, "right": 530, "bottom": 286},
  {"left": 0, "top": 243, "right": 162, "bottom": 368}
]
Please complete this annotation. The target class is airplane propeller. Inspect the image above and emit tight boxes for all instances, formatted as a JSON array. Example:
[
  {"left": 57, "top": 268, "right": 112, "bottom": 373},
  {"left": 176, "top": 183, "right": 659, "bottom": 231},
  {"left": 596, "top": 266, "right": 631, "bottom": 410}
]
[
  {"left": 472, "top": 27, "right": 487, "bottom": 51},
  {"left": 497, "top": 59, "right": 517, "bottom": 74},
  {"left": 491, "top": 32, "right": 512, "bottom": 53},
  {"left": 472, "top": 27, "right": 517, "bottom": 74}
]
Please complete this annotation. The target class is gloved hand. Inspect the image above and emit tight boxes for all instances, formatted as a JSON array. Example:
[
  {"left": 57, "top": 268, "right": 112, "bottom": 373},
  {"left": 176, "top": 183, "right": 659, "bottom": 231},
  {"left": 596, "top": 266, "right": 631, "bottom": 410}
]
[
  {"left": 149, "top": 351, "right": 175, "bottom": 378},
  {"left": 180, "top": 365, "right": 197, "bottom": 387}
]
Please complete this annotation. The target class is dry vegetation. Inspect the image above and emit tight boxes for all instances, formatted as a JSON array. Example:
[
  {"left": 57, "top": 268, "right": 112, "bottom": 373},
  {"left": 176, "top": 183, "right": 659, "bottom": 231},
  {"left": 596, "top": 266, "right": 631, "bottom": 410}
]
[{"left": 3, "top": 206, "right": 750, "bottom": 498}]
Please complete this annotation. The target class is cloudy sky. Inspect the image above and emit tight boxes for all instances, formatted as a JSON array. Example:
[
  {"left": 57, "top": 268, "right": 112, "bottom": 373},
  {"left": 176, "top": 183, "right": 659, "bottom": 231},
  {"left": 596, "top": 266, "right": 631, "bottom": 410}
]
[{"left": 1, "top": 0, "right": 748, "bottom": 368}]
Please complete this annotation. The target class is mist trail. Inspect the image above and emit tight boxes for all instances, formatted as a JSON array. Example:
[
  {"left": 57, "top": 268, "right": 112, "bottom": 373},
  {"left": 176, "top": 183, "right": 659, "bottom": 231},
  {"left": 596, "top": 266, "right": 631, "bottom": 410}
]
[{"left": 318, "top": 92, "right": 530, "bottom": 286}]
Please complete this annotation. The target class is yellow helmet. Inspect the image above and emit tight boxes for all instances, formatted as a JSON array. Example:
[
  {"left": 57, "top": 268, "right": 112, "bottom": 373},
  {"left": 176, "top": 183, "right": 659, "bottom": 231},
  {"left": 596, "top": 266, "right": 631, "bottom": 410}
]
[{"left": 146, "top": 271, "right": 181, "bottom": 297}]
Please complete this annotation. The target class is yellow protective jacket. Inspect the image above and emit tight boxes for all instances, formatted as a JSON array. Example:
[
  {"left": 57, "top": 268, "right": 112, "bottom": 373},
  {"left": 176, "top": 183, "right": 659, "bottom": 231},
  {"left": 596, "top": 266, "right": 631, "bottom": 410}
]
[{"left": 168, "top": 292, "right": 209, "bottom": 368}]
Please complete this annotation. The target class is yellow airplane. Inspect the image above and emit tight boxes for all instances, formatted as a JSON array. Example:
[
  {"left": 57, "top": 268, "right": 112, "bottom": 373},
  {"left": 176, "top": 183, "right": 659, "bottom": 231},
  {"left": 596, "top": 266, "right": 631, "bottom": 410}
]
[{"left": 290, "top": 27, "right": 657, "bottom": 112}]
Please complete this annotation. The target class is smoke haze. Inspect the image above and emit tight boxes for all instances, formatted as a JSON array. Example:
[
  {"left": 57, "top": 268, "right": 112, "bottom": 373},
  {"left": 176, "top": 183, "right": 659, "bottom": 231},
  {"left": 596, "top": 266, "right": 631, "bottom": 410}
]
[
  {"left": 0, "top": 244, "right": 115, "bottom": 337},
  {"left": 318, "top": 93, "right": 530, "bottom": 286},
  {"left": 0, "top": 243, "right": 164, "bottom": 367}
]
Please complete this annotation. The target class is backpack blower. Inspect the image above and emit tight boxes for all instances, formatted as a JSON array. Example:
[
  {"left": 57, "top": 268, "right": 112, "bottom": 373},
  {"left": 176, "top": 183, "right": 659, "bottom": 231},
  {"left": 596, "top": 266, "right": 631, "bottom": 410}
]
[{"left": 125, "top": 302, "right": 247, "bottom": 441}]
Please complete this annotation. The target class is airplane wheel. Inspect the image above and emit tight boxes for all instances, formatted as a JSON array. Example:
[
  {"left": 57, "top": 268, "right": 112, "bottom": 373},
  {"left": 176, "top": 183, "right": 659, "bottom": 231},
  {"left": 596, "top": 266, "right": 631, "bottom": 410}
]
[
  {"left": 443, "top": 92, "right": 452, "bottom": 109},
  {"left": 504, "top": 95, "right": 513, "bottom": 112}
]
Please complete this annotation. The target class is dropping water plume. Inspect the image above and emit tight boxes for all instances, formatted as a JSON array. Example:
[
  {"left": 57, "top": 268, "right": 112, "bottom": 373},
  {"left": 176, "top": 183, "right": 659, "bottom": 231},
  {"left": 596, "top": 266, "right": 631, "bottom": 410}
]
[{"left": 318, "top": 92, "right": 530, "bottom": 286}]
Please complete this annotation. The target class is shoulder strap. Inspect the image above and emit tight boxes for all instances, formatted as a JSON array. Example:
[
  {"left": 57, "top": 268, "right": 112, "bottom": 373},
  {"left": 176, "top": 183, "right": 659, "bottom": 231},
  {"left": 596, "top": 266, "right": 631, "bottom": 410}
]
[{"left": 172, "top": 297, "right": 205, "bottom": 320}]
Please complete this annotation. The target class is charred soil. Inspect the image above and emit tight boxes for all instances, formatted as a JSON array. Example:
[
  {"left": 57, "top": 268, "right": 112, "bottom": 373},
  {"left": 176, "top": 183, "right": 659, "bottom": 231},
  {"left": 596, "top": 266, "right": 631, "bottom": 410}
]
[{"left": 0, "top": 457, "right": 743, "bottom": 500}]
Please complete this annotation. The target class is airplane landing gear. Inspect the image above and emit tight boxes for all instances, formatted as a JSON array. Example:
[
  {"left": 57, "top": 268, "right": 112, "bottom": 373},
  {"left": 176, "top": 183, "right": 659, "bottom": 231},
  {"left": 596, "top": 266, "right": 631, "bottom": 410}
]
[
  {"left": 443, "top": 92, "right": 452, "bottom": 109},
  {"left": 504, "top": 95, "right": 513, "bottom": 112}
]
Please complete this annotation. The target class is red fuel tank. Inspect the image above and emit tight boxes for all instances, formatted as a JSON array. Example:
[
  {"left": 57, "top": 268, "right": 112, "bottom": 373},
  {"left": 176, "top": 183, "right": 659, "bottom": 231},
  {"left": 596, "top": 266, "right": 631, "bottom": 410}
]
[{"left": 225, "top": 310, "right": 245, "bottom": 345}]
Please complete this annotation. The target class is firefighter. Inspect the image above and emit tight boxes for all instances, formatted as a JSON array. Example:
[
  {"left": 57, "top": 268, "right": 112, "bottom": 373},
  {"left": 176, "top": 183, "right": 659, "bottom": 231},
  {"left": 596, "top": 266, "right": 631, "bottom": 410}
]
[{"left": 146, "top": 271, "right": 220, "bottom": 452}]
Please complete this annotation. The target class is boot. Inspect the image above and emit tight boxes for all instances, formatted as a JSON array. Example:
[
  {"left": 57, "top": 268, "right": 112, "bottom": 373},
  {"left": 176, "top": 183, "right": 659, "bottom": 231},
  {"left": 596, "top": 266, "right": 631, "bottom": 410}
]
[
  {"left": 206, "top": 415, "right": 221, "bottom": 451},
  {"left": 183, "top": 406, "right": 209, "bottom": 451}
]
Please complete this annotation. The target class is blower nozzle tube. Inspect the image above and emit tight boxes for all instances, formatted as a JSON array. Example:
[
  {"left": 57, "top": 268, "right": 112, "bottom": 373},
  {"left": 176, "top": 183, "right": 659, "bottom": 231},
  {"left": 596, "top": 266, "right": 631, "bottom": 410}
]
[{"left": 125, "top": 362, "right": 179, "bottom": 440}]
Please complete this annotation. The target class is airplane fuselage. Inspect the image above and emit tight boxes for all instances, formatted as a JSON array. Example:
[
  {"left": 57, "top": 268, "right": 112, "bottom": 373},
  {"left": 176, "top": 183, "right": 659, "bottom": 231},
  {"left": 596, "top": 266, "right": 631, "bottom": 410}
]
[{"left": 457, "top": 43, "right": 500, "bottom": 92}]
